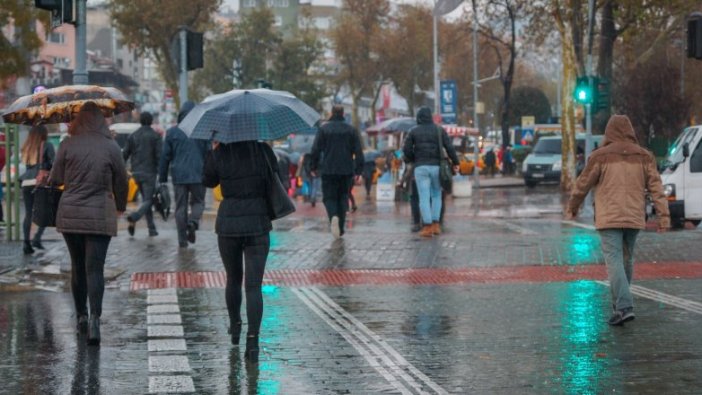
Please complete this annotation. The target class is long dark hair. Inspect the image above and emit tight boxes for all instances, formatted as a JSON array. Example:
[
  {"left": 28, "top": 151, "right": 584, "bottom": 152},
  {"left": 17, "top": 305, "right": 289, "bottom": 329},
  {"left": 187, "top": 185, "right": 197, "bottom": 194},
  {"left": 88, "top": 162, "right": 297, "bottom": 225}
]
[{"left": 68, "top": 101, "right": 109, "bottom": 136}]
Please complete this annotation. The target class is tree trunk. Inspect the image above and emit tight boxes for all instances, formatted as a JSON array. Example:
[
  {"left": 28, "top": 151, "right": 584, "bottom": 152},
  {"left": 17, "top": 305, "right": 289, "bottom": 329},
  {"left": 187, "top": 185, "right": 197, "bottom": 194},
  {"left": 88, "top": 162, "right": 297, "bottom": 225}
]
[
  {"left": 351, "top": 91, "right": 362, "bottom": 129},
  {"left": 553, "top": 2, "right": 579, "bottom": 192},
  {"left": 594, "top": 0, "right": 615, "bottom": 132}
]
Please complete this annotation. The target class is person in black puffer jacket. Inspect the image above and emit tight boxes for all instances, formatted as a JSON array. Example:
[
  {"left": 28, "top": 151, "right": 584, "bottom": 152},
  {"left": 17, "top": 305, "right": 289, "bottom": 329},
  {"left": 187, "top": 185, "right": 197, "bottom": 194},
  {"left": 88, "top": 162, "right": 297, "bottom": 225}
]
[
  {"left": 402, "top": 107, "right": 459, "bottom": 238},
  {"left": 202, "top": 140, "right": 278, "bottom": 362}
]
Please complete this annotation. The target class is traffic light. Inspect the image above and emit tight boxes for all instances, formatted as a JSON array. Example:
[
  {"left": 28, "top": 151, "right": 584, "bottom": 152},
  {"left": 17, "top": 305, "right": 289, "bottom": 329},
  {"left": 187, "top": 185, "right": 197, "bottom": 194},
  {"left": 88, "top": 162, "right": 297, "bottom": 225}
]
[
  {"left": 171, "top": 30, "right": 204, "bottom": 71},
  {"left": 573, "top": 76, "right": 593, "bottom": 104},
  {"left": 687, "top": 13, "right": 702, "bottom": 59},
  {"left": 35, "top": 0, "right": 74, "bottom": 27},
  {"left": 594, "top": 78, "right": 610, "bottom": 112},
  {"left": 186, "top": 31, "right": 203, "bottom": 71}
]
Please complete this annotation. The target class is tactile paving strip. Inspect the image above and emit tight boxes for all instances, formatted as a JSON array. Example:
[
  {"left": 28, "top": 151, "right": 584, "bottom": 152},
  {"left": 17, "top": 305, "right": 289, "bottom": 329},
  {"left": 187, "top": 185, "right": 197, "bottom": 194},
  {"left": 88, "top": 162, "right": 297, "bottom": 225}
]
[{"left": 130, "top": 261, "right": 702, "bottom": 291}]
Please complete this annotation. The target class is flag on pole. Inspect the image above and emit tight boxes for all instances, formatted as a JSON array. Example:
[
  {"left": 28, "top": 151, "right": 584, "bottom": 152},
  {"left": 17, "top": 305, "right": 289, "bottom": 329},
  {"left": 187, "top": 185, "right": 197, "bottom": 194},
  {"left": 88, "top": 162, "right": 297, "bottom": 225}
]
[{"left": 433, "top": 0, "right": 464, "bottom": 16}]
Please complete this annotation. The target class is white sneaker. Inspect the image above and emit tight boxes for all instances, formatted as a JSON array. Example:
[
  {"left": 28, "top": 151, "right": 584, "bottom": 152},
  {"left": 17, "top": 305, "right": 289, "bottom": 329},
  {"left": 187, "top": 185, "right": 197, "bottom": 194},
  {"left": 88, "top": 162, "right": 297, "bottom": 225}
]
[{"left": 331, "top": 216, "right": 340, "bottom": 239}]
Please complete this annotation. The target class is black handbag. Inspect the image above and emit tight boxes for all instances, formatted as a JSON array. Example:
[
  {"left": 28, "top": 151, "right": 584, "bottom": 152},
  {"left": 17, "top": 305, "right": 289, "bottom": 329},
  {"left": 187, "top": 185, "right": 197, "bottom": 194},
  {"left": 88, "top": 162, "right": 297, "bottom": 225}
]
[
  {"left": 264, "top": 150, "right": 296, "bottom": 220},
  {"left": 153, "top": 183, "right": 171, "bottom": 221},
  {"left": 437, "top": 127, "right": 454, "bottom": 192},
  {"left": 32, "top": 185, "right": 62, "bottom": 227}
]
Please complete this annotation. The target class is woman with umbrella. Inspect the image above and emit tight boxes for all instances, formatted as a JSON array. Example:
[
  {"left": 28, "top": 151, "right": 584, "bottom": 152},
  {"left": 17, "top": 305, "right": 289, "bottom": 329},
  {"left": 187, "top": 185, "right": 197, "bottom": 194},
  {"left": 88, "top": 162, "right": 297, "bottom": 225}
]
[
  {"left": 183, "top": 88, "right": 318, "bottom": 362},
  {"left": 203, "top": 139, "right": 278, "bottom": 362},
  {"left": 50, "top": 102, "right": 129, "bottom": 346},
  {"left": 19, "top": 125, "right": 55, "bottom": 254}
]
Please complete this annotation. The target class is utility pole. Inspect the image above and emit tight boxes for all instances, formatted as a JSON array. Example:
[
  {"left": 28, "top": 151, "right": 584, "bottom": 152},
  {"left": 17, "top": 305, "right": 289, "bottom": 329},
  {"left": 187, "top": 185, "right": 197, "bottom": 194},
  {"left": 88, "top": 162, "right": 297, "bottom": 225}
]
[
  {"left": 583, "top": 0, "right": 595, "bottom": 214},
  {"left": 73, "top": 0, "right": 88, "bottom": 84},
  {"left": 472, "top": 8, "right": 480, "bottom": 189},
  {"left": 433, "top": 13, "right": 440, "bottom": 117}
]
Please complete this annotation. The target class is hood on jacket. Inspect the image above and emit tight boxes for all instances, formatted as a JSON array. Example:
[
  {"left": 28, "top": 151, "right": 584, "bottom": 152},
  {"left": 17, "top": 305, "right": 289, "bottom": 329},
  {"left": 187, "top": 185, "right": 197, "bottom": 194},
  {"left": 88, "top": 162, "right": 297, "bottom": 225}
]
[
  {"left": 602, "top": 114, "right": 638, "bottom": 146},
  {"left": 416, "top": 107, "right": 433, "bottom": 125},
  {"left": 177, "top": 101, "right": 196, "bottom": 123}
]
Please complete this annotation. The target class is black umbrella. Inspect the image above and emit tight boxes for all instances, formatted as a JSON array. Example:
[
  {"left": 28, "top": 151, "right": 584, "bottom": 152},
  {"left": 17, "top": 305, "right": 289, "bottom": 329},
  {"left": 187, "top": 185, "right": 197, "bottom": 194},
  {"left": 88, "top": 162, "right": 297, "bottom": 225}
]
[{"left": 178, "top": 89, "right": 320, "bottom": 143}]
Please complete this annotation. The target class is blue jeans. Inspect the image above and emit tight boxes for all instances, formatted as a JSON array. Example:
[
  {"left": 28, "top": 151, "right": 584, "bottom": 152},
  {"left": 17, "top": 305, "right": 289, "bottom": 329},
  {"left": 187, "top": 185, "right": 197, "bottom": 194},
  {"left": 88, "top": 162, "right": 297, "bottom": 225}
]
[
  {"left": 599, "top": 229, "right": 639, "bottom": 311},
  {"left": 414, "top": 165, "right": 441, "bottom": 225}
]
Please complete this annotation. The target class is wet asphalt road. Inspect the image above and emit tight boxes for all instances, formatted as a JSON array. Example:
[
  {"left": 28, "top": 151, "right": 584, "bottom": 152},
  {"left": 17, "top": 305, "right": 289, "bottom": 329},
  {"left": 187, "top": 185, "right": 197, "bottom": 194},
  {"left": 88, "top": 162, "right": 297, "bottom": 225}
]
[{"left": 1, "top": 184, "right": 701, "bottom": 394}]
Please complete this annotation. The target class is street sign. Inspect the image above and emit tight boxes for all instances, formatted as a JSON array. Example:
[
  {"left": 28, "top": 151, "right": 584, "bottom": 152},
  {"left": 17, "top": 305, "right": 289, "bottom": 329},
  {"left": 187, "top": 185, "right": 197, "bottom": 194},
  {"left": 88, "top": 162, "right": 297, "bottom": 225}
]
[
  {"left": 521, "top": 116, "right": 535, "bottom": 127},
  {"left": 440, "top": 80, "right": 457, "bottom": 124}
]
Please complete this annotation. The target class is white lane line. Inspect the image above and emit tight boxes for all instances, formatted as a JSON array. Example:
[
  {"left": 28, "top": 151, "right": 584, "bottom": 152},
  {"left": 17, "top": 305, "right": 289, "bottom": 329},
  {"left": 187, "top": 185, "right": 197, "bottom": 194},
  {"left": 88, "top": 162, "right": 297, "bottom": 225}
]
[
  {"left": 294, "top": 287, "right": 448, "bottom": 395},
  {"left": 596, "top": 281, "right": 702, "bottom": 315},
  {"left": 149, "top": 376, "right": 195, "bottom": 393},
  {"left": 292, "top": 288, "right": 413, "bottom": 395},
  {"left": 561, "top": 220, "right": 596, "bottom": 230},
  {"left": 498, "top": 220, "right": 539, "bottom": 236},
  {"left": 147, "top": 304, "right": 180, "bottom": 314},
  {"left": 148, "top": 339, "right": 187, "bottom": 352},
  {"left": 306, "top": 287, "right": 449, "bottom": 395},
  {"left": 147, "top": 314, "right": 183, "bottom": 325},
  {"left": 147, "top": 288, "right": 195, "bottom": 394},
  {"left": 301, "top": 288, "right": 426, "bottom": 393}
]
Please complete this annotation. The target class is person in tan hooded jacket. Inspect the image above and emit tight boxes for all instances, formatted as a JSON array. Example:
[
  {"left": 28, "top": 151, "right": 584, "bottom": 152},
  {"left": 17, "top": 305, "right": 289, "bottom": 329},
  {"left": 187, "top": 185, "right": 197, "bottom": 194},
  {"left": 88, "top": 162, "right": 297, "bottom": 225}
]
[{"left": 566, "top": 114, "right": 669, "bottom": 326}]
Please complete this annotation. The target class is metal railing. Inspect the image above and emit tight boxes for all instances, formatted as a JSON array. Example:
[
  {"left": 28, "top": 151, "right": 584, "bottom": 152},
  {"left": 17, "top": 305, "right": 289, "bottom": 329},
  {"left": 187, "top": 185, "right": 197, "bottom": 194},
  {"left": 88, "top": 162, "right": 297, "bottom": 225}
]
[{"left": 1, "top": 124, "right": 21, "bottom": 241}]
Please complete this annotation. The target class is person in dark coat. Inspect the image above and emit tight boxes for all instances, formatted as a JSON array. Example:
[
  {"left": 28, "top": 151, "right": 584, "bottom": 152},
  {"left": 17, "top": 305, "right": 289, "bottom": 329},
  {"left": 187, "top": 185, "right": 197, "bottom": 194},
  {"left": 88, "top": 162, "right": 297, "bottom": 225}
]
[
  {"left": 484, "top": 149, "right": 497, "bottom": 177},
  {"left": 402, "top": 107, "right": 459, "bottom": 238},
  {"left": 123, "top": 111, "right": 162, "bottom": 237},
  {"left": 158, "top": 101, "right": 209, "bottom": 248},
  {"left": 49, "top": 102, "right": 129, "bottom": 346},
  {"left": 309, "top": 105, "right": 364, "bottom": 238},
  {"left": 19, "top": 125, "right": 55, "bottom": 254},
  {"left": 203, "top": 140, "right": 278, "bottom": 362}
]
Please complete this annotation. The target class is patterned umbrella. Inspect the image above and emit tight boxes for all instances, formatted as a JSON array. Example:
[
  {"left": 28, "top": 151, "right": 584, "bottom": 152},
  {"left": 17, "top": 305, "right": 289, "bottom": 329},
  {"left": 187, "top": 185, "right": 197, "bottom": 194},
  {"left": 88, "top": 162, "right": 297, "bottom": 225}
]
[
  {"left": 2, "top": 85, "right": 135, "bottom": 125},
  {"left": 178, "top": 89, "right": 321, "bottom": 143}
]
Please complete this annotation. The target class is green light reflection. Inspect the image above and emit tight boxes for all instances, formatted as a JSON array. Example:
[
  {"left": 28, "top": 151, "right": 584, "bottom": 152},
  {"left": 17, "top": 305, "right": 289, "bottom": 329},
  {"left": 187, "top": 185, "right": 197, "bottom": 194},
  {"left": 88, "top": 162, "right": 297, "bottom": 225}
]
[
  {"left": 567, "top": 231, "right": 600, "bottom": 265},
  {"left": 558, "top": 280, "right": 609, "bottom": 394}
]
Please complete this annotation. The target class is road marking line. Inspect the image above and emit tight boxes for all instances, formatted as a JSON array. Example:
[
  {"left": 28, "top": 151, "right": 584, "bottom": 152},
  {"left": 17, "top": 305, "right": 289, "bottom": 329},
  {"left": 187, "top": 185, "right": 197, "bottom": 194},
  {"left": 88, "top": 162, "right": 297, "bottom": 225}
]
[
  {"left": 147, "top": 314, "right": 182, "bottom": 325},
  {"left": 147, "top": 304, "right": 180, "bottom": 314},
  {"left": 148, "top": 339, "right": 187, "bottom": 352},
  {"left": 147, "top": 288, "right": 195, "bottom": 393},
  {"left": 149, "top": 376, "right": 195, "bottom": 393},
  {"left": 149, "top": 355, "right": 191, "bottom": 372},
  {"left": 294, "top": 286, "right": 448, "bottom": 395},
  {"left": 562, "top": 220, "right": 596, "bottom": 230},
  {"left": 596, "top": 281, "right": 702, "bottom": 315},
  {"left": 500, "top": 220, "right": 539, "bottom": 235},
  {"left": 291, "top": 288, "right": 413, "bottom": 395},
  {"left": 307, "top": 287, "right": 449, "bottom": 395}
]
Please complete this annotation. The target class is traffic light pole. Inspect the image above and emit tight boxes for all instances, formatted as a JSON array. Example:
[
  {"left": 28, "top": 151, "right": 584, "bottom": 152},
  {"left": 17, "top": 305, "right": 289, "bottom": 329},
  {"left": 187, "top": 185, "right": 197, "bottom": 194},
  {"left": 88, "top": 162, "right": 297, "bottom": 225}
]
[
  {"left": 73, "top": 0, "right": 88, "bottom": 84},
  {"left": 583, "top": 0, "right": 595, "bottom": 215},
  {"left": 179, "top": 27, "right": 188, "bottom": 104}
]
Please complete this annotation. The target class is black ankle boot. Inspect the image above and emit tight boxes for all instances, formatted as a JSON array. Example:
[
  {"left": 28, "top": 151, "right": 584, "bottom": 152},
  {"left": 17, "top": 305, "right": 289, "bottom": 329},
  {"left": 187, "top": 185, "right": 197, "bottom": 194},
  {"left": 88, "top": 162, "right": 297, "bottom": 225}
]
[
  {"left": 229, "top": 322, "right": 242, "bottom": 345},
  {"left": 77, "top": 315, "right": 88, "bottom": 334},
  {"left": 244, "top": 335, "right": 259, "bottom": 362},
  {"left": 23, "top": 241, "right": 34, "bottom": 255},
  {"left": 87, "top": 316, "right": 100, "bottom": 346}
]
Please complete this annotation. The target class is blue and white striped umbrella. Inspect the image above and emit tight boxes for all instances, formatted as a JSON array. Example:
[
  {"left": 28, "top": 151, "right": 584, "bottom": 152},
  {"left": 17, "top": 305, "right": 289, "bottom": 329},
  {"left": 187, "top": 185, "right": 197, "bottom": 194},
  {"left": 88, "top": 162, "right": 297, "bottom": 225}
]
[{"left": 178, "top": 89, "right": 321, "bottom": 143}]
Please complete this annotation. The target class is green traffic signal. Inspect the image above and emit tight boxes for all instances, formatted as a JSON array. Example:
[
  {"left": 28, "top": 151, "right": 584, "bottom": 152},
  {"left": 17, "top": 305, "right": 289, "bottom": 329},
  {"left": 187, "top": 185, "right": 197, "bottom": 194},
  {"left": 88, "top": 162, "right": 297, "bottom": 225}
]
[{"left": 574, "top": 76, "right": 593, "bottom": 104}]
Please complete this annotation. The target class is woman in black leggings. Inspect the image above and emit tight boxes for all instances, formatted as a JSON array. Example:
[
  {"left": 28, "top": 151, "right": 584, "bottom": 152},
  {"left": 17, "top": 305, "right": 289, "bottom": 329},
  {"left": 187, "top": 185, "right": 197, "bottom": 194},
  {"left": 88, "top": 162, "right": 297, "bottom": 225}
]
[
  {"left": 19, "top": 125, "right": 55, "bottom": 254},
  {"left": 203, "top": 140, "right": 278, "bottom": 362}
]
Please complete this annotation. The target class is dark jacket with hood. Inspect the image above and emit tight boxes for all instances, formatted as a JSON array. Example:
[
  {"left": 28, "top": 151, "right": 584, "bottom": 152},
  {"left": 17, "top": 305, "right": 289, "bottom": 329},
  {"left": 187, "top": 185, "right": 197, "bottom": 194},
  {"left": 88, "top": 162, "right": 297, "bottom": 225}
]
[
  {"left": 123, "top": 123, "right": 162, "bottom": 177},
  {"left": 402, "top": 107, "right": 459, "bottom": 167},
  {"left": 309, "top": 114, "right": 364, "bottom": 176},
  {"left": 50, "top": 124, "right": 129, "bottom": 237},
  {"left": 567, "top": 114, "right": 670, "bottom": 230},
  {"left": 159, "top": 101, "right": 209, "bottom": 184},
  {"left": 202, "top": 141, "right": 278, "bottom": 237}
]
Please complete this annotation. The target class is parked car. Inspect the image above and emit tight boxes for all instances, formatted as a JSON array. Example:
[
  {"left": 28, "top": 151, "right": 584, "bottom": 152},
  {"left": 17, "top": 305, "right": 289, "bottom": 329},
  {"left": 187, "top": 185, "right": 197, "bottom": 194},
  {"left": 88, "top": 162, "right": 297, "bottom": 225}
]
[{"left": 522, "top": 133, "right": 603, "bottom": 187}]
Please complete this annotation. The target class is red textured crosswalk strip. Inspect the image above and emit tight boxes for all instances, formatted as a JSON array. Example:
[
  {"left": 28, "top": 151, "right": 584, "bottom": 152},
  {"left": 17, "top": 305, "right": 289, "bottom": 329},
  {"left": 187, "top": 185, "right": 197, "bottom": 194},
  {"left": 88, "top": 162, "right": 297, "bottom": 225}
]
[{"left": 129, "top": 261, "right": 702, "bottom": 291}]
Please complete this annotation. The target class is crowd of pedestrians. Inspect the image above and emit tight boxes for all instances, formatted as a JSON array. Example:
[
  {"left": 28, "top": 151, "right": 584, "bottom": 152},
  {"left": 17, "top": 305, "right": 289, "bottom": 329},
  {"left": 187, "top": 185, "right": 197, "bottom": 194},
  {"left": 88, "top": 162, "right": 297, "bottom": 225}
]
[{"left": 19, "top": 98, "right": 668, "bottom": 360}]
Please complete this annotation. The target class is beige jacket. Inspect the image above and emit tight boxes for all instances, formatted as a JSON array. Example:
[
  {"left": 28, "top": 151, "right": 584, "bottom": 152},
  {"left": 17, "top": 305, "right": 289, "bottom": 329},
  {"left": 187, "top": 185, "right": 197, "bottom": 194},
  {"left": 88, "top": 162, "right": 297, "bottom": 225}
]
[{"left": 567, "top": 115, "right": 670, "bottom": 230}]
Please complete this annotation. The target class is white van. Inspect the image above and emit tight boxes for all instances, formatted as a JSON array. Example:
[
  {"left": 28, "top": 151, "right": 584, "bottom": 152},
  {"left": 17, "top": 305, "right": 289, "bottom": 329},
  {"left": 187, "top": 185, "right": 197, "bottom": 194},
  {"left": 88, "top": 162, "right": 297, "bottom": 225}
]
[
  {"left": 522, "top": 133, "right": 603, "bottom": 187},
  {"left": 656, "top": 125, "right": 702, "bottom": 228}
]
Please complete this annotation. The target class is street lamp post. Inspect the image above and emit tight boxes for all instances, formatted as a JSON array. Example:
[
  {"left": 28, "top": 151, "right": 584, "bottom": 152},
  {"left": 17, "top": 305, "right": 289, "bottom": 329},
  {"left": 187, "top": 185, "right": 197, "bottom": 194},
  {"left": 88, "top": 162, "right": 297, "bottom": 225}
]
[{"left": 73, "top": 0, "right": 88, "bottom": 84}]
